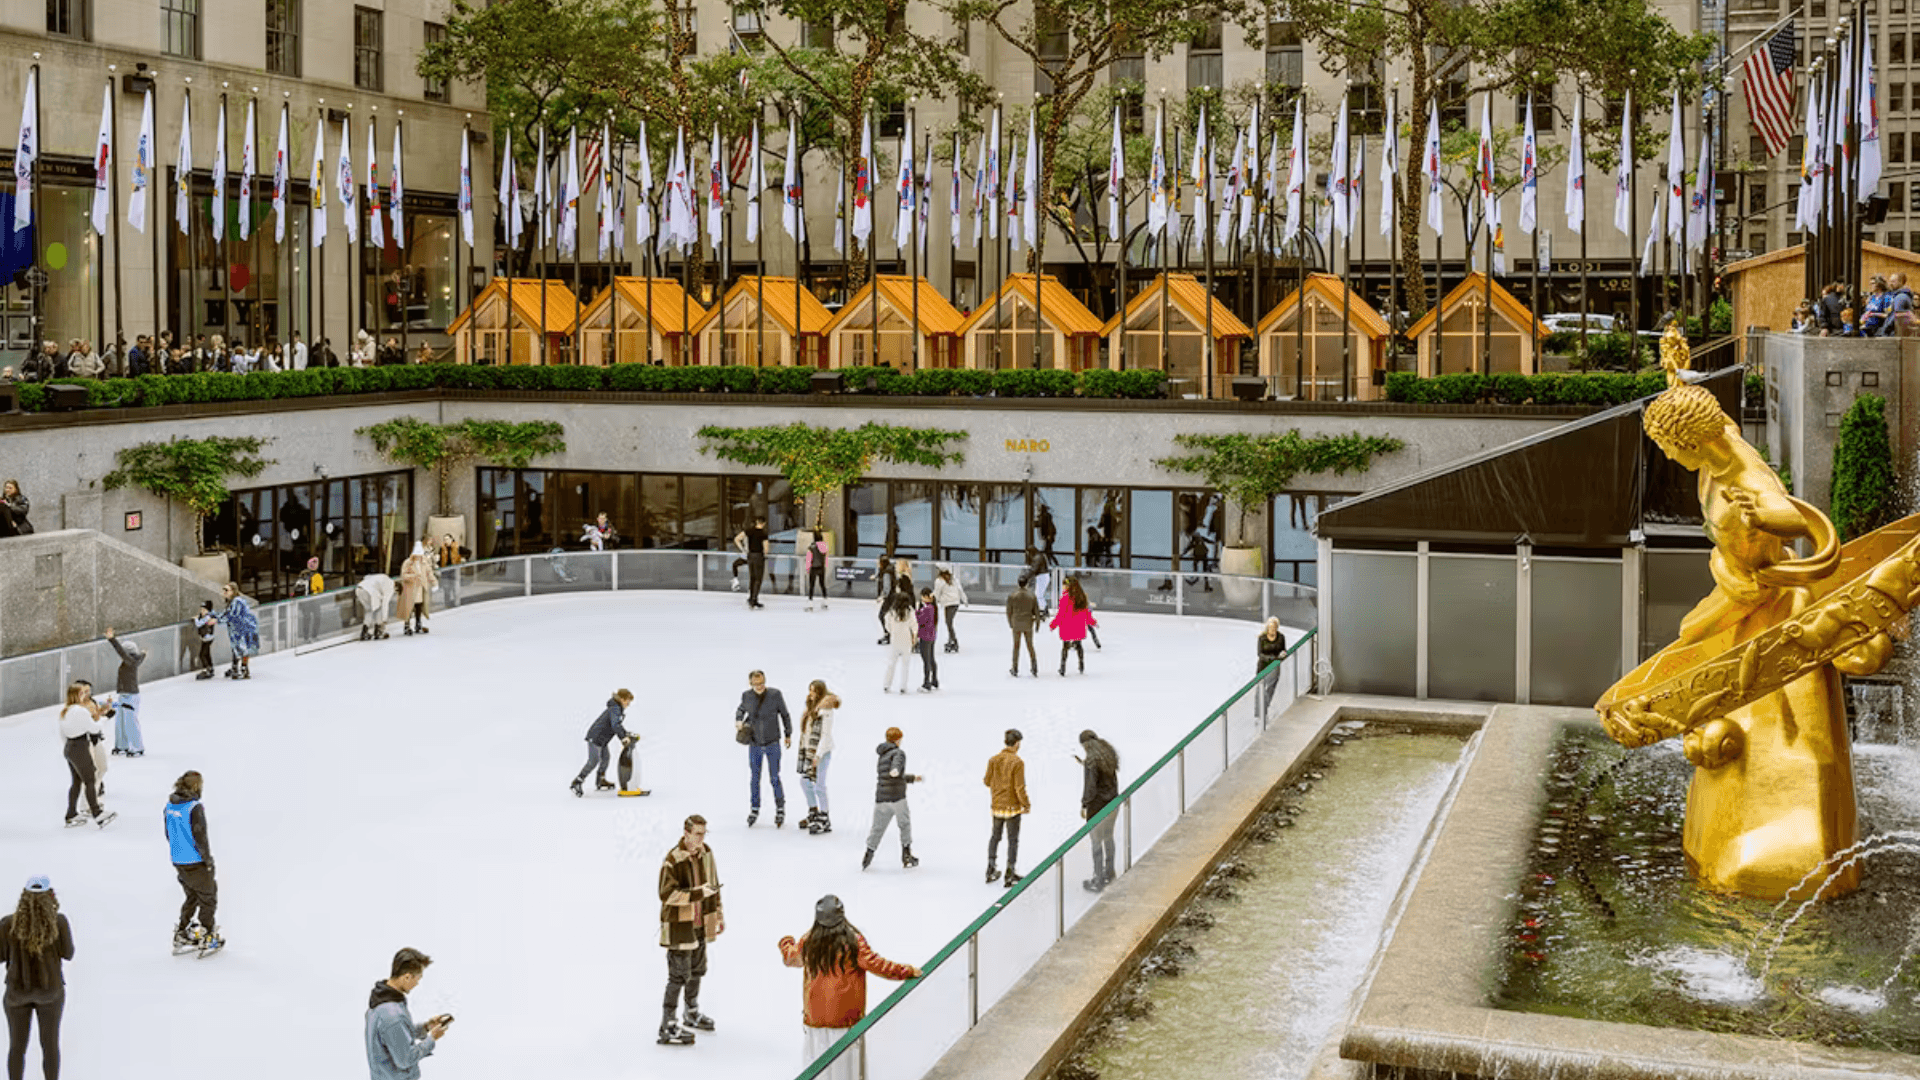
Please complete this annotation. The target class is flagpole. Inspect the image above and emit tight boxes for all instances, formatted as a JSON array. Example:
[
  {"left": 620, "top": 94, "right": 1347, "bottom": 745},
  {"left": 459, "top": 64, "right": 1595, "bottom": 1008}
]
[
  {"left": 1576, "top": 84, "right": 1590, "bottom": 367},
  {"left": 539, "top": 130, "right": 549, "bottom": 366},
  {"left": 394, "top": 112, "right": 409, "bottom": 363},
  {"left": 315, "top": 99, "right": 324, "bottom": 364},
  {"left": 909, "top": 102, "right": 921, "bottom": 371},
  {"left": 948, "top": 132, "right": 959, "bottom": 312},
  {"left": 154, "top": 77, "right": 166, "bottom": 349},
  {"left": 1627, "top": 76, "right": 1640, "bottom": 368},
  {"left": 1116, "top": 93, "right": 1130, "bottom": 372},
  {"left": 221, "top": 88, "right": 232, "bottom": 352},
  {"left": 1201, "top": 93, "right": 1215, "bottom": 398},
  {"left": 1526, "top": 85, "right": 1540, "bottom": 356},
  {"left": 26, "top": 57, "right": 42, "bottom": 350},
  {"left": 108, "top": 69, "right": 125, "bottom": 351},
  {"left": 995, "top": 98, "right": 1006, "bottom": 370},
  {"left": 794, "top": 112, "right": 805, "bottom": 367},
  {"left": 754, "top": 116, "right": 765, "bottom": 369},
  {"left": 1252, "top": 91, "right": 1265, "bottom": 367},
  {"left": 248, "top": 89, "right": 261, "bottom": 349},
  {"left": 1158, "top": 94, "right": 1169, "bottom": 381},
  {"left": 1341, "top": 87, "right": 1355, "bottom": 399},
  {"left": 1387, "top": 83, "right": 1399, "bottom": 375},
  {"left": 281, "top": 93, "right": 293, "bottom": 355},
  {"left": 1482, "top": 195, "right": 1492, "bottom": 374},
  {"left": 573, "top": 128, "right": 585, "bottom": 365},
  {"left": 464, "top": 117, "right": 475, "bottom": 367},
  {"left": 868, "top": 101, "right": 878, "bottom": 371}
]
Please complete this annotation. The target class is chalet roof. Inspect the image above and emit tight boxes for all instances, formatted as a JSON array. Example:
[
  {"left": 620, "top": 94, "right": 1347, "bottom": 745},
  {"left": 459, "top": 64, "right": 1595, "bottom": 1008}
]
[
  {"left": 1101, "top": 273, "right": 1253, "bottom": 338},
  {"left": 690, "top": 276, "right": 833, "bottom": 337},
  {"left": 1253, "top": 273, "right": 1391, "bottom": 340},
  {"left": 827, "top": 275, "right": 968, "bottom": 337},
  {"left": 1403, "top": 272, "right": 1552, "bottom": 340},
  {"left": 446, "top": 279, "right": 588, "bottom": 335},
  {"left": 957, "top": 274, "right": 1105, "bottom": 337}
]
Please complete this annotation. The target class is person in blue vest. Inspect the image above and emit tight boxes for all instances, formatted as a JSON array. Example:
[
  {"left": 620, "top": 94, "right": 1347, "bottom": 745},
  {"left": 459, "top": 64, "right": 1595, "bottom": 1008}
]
[
  {"left": 569, "top": 690, "right": 634, "bottom": 797},
  {"left": 165, "top": 771, "right": 220, "bottom": 954}
]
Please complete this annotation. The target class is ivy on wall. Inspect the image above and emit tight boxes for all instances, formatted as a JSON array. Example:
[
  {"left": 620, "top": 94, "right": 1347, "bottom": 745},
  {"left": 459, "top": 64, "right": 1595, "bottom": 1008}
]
[
  {"left": 100, "top": 435, "right": 274, "bottom": 554},
  {"left": 696, "top": 422, "right": 968, "bottom": 530},
  {"left": 357, "top": 417, "right": 567, "bottom": 516},
  {"left": 1153, "top": 431, "right": 1406, "bottom": 540}
]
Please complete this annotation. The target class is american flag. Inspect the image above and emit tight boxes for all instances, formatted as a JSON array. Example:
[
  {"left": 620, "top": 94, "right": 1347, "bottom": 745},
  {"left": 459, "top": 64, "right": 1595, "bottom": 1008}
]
[
  {"left": 583, "top": 138, "right": 602, "bottom": 194},
  {"left": 726, "top": 31, "right": 755, "bottom": 184},
  {"left": 1742, "top": 22, "right": 1797, "bottom": 158}
]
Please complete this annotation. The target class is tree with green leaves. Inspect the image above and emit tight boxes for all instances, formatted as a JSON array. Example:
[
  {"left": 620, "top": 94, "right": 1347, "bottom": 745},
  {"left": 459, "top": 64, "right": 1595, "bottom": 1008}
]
[
  {"left": 1831, "top": 394, "right": 1895, "bottom": 541},
  {"left": 696, "top": 422, "right": 967, "bottom": 530},
  {"left": 1154, "top": 430, "right": 1403, "bottom": 546},
  {"left": 101, "top": 436, "right": 274, "bottom": 555},
  {"left": 358, "top": 418, "right": 568, "bottom": 517}
]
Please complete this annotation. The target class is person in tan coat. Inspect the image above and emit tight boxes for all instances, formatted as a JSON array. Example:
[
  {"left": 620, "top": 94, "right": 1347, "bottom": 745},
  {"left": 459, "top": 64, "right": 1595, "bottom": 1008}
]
[
  {"left": 396, "top": 543, "right": 436, "bottom": 636},
  {"left": 983, "top": 729, "right": 1030, "bottom": 888}
]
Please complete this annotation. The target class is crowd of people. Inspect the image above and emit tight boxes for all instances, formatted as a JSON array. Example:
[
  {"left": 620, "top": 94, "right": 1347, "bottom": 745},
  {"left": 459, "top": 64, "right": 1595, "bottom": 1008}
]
[
  {"left": 1792, "top": 274, "right": 1917, "bottom": 337},
  {"left": 1, "top": 329, "right": 446, "bottom": 385}
]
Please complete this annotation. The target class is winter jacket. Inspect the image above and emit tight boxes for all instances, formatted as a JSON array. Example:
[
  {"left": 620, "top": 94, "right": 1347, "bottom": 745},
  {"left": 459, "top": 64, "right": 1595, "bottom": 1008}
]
[
  {"left": 798, "top": 699, "right": 837, "bottom": 764},
  {"left": 801, "top": 540, "right": 828, "bottom": 572},
  {"left": 0, "top": 492, "right": 31, "bottom": 535},
  {"left": 584, "top": 697, "right": 630, "bottom": 746},
  {"left": 777, "top": 931, "right": 919, "bottom": 1028},
  {"left": 58, "top": 705, "right": 103, "bottom": 743},
  {"left": 659, "top": 841, "right": 725, "bottom": 949},
  {"left": 0, "top": 913, "right": 73, "bottom": 1006},
  {"left": 397, "top": 554, "right": 436, "bottom": 615},
  {"left": 932, "top": 575, "right": 968, "bottom": 608},
  {"left": 735, "top": 688, "right": 793, "bottom": 746},
  {"left": 1005, "top": 587, "right": 1039, "bottom": 632},
  {"left": 915, "top": 603, "right": 938, "bottom": 643},
  {"left": 68, "top": 351, "right": 103, "bottom": 379},
  {"left": 365, "top": 981, "right": 437, "bottom": 1080},
  {"left": 166, "top": 791, "right": 214, "bottom": 867},
  {"left": 217, "top": 597, "right": 260, "bottom": 655},
  {"left": 194, "top": 612, "right": 218, "bottom": 642},
  {"left": 1081, "top": 745, "right": 1120, "bottom": 819},
  {"left": 1257, "top": 629, "right": 1288, "bottom": 673},
  {"left": 1049, "top": 594, "right": 1098, "bottom": 642},
  {"left": 885, "top": 609, "right": 917, "bottom": 655},
  {"left": 983, "top": 747, "right": 1030, "bottom": 817},
  {"left": 107, "top": 635, "right": 146, "bottom": 694},
  {"left": 873, "top": 741, "right": 917, "bottom": 803}
]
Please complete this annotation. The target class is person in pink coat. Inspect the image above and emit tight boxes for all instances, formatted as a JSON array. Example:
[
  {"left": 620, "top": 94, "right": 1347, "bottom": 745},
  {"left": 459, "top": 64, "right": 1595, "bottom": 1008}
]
[{"left": 1048, "top": 577, "right": 1098, "bottom": 676}]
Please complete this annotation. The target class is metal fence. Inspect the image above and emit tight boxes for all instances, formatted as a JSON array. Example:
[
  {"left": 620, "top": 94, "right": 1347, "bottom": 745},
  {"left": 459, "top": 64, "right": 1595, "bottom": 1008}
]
[{"left": 1, "top": 551, "right": 1314, "bottom": 720}]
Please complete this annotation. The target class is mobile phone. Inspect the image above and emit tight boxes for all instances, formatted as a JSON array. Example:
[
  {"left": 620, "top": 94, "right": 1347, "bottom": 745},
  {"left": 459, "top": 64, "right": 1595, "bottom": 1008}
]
[{"left": 436, "top": 1013, "right": 455, "bottom": 1026}]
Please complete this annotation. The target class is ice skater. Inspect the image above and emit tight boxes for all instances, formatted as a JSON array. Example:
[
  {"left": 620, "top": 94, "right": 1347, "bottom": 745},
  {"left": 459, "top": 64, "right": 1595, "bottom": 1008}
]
[
  {"left": 984, "top": 729, "right": 1029, "bottom": 887},
  {"left": 1006, "top": 574, "right": 1040, "bottom": 678},
  {"left": 658, "top": 815, "right": 723, "bottom": 1046},
  {"left": 1050, "top": 578, "right": 1098, "bottom": 676},
  {"left": 57, "top": 684, "right": 113, "bottom": 829},
  {"left": 365, "top": 948, "right": 451, "bottom": 1080},
  {"left": 933, "top": 566, "right": 968, "bottom": 652},
  {"left": 569, "top": 690, "right": 635, "bottom": 798},
  {"left": 356, "top": 572, "right": 396, "bottom": 641},
  {"left": 881, "top": 590, "right": 917, "bottom": 695},
  {"left": 192, "top": 601, "right": 218, "bottom": 679},
  {"left": 862, "top": 726, "right": 921, "bottom": 871},
  {"left": 1026, "top": 547, "right": 1053, "bottom": 619},
  {"left": 776, "top": 896, "right": 921, "bottom": 1080},
  {"left": 397, "top": 543, "right": 435, "bottom": 636},
  {"left": 103, "top": 628, "right": 146, "bottom": 757},
  {"left": 214, "top": 583, "right": 258, "bottom": 679},
  {"left": 736, "top": 672, "right": 792, "bottom": 827},
  {"left": 802, "top": 531, "right": 830, "bottom": 611},
  {"left": 1078, "top": 730, "right": 1121, "bottom": 892},
  {"left": 734, "top": 517, "right": 769, "bottom": 609},
  {"left": 165, "top": 771, "right": 222, "bottom": 957},
  {"left": 796, "top": 681, "right": 839, "bottom": 835},
  {"left": 2, "top": 875, "right": 72, "bottom": 1080},
  {"left": 915, "top": 589, "right": 940, "bottom": 692},
  {"left": 1257, "top": 617, "right": 1288, "bottom": 712}
]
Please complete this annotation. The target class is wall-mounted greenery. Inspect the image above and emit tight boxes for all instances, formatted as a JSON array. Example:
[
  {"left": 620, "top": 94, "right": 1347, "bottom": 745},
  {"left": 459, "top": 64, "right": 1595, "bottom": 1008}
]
[
  {"left": 1154, "top": 431, "right": 1405, "bottom": 545},
  {"left": 1832, "top": 394, "right": 1895, "bottom": 541},
  {"left": 696, "top": 422, "right": 968, "bottom": 530},
  {"left": 357, "top": 417, "right": 567, "bottom": 516},
  {"left": 101, "top": 435, "right": 274, "bottom": 554}
]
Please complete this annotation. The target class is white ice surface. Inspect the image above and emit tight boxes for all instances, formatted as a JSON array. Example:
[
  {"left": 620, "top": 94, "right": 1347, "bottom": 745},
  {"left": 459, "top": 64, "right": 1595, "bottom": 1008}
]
[{"left": 0, "top": 591, "right": 1260, "bottom": 1080}]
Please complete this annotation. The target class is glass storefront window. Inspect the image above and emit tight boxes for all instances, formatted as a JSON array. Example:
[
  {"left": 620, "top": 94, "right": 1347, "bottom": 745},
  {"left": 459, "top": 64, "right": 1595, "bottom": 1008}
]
[
  {"left": 1032, "top": 486, "right": 1074, "bottom": 567},
  {"left": 682, "top": 477, "right": 724, "bottom": 550},
  {"left": 549, "top": 471, "right": 639, "bottom": 550},
  {"left": 981, "top": 484, "right": 1026, "bottom": 564},
  {"left": 846, "top": 481, "right": 890, "bottom": 557},
  {"left": 641, "top": 475, "right": 682, "bottom": 549},
  {"left": 891, "top": 482, "right": 936, "bottom": 561},
  {"left": 477, "top": 468, "right": 517, "bottom": 560},
  {"left": 364, "top": 211, "right": 457, "bottom": 335},
  {"left": 1176, "top": 490, "right": 1223, "bottom": 573},
  {"left": 938, "top": 484, "right": 982, "bottom": 561},
  {"left": 1130, "top": 489, "right": 1172, "bottom": 572},
  {"left": 212, "top": 470, "right": 410, "bottom": 600},
  {"left": 517, "top": 471, "right": 552, "bottom": 552},
  {"left": 1080, "top": 488, "right": 1124, "bottom": 568},
  {"left": 40, "top": 185, "right": 100, "bottom": 347},
  {"left": 1272, "top": 494, "right": 1339, "bottom": 586}
]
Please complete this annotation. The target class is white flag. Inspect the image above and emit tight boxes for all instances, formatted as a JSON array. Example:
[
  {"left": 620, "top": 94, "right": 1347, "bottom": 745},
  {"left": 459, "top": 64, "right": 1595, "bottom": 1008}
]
[
  {"left": 598, "top": 122, "right": 615, "bottom": 258},
  {"left": 832, "top": 163, "right": 846, "bottom": 254},
  {"left": 1005, "top": 134, "right": 1022, "bottom": 255},
  {"left": 1422, "top": 101, "right": 1442, "bottom": 235},
  {"left": 176, "top": 94, "right": 195, "bottom": 237},
  {"left": 1349, "top": 134, "right": 1365, "bottom": 231},
  {"left": 704, "top": 124, "right": 722, "bottom": 255},
  {"left": 1518, "top": 92, "right": 1537, "bottom": 234},
  {"left": 458, "top": 126, "right": 474, "bottom": 249},
  {"left": 1541, "top": 230, "right": 1553, "bottom": 274},
  {"left": 1022, "top": 109, "right": 1038, "bottom": 250},
  {"left": 90, "top": 83, "right": 112, "bottom": 237},
  {"left": 1565, "top": 94, "right": 1585, "bottom": 234},
  {"left": 499, "top": 130, "right": 520, "bottom": 250},
  {"left": 1330, "top": 95, "right": 1351, "bottom": 237},
  {"left": 392, "top": 120, "right": 406, "bottom": 249},
  {"left": 658, "top": 129, "right": 683, "bottom": 254},
  {"left": 852, "top": 114, "right": 873, "bottom": 245},
  {"left": 1263, "top": 125, "right": 1280, "bottom": 252},
  {"left": 782, "top": 114, "right": 804, "bottom": 240},
  {"left": 1476, "top": 95, "right": 1497, "bottom": 232},
  {"left": 1216, "top": 127, "right": 1243, "bottom": 248},
  {"left": 971, "top": 131, "right": 987, "bottom": 245},
  {"left": 918, "top": 136, "right": 932, "bottom": 259},
  {"left": 1796, "top": 76, "right": 1821, "bottom": 233},
  {"left": 1859, "top": 16, "right": 1883, "bottom": 201},
  {"left": 1379, "top": 115, "right": 1397, "bottom": 239},
  {"left": 1147, "top": 105, "right": 1169, "bottom": 240},
  {"left": 561, "top": 126, "right": 579, "bottom": 256},
  {"left": 366, "top": 119, "right": 385, "bottom": 249},
  {"left": 1108, "top": 104, "right": 1124, "bottom": 238},
  {"left": 272, "top": 105, "right": 289, "bottom": 242},
  {"left": 1686, "top": 128, "right": 1711, "bottom": 253},
  {"left": 950, "top": 130, "right": 963, "bottom": 244},
  {"left": 1187, "top": 105, "right": 1209, "bottom": 252},
  {"left": 1284, "top": 100, "right": 1306, "bottom": 243},
  {"left": 130, "top": 88, "right": 154, "bottom": 234},
  {"left": 309, "top": 114, "right": 327, "bottom": 249},
  {"left": 237, "top": 99, "right": 256, "bottom": 241},
  {"left": 1640, "top": 197, "right": 1662, "bottom": 275},
  {"left": 1664, "top": 88, "right": 1684, "bottom": 242},
  {"left": 13, "top": 69, "right": 36, "bottom": 233},
  {"left": 671, "top": 126, "right": 697, "bottom": 250},
  {"left": 535, "top": 127, "right": 549, "bottom": 246},
  {"left": 632, "top": 124, "right": 653, "bottom": 249},
  {"left": 337, "top": 116, "right": 358, "bottom": 245},
  {"left": 1613, "top": 89, "right": 1633, "bottom": 238},
  {"left": 894, "top": 111, "right": 916, "bottom": 250},
  {"left": 745, "top": 121, "right": 762, "bottom": 245},
  {"left": 211, "top": 103, "right": 227, "bottom": 241},
  {"left": 1240, "top": 101, "right": 1258, "bottom": 241},
  {"left": 985, "top": 109, "right": 1001, "bottom": 242}
]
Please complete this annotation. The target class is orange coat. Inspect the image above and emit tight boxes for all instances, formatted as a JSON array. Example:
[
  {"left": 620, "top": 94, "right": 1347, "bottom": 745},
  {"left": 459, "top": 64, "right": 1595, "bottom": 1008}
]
[{"left": 777, "top": 932, "right": 918, "bottom": 1028}]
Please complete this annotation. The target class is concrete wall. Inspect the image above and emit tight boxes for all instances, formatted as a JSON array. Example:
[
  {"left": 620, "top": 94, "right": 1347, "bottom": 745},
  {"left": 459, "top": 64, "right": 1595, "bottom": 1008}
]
[
  {"left": 0, "top": 396, "right": 1575, "bottom": 565},
  {"left": 1763, "top": 333, "right": 1920, "bottom": 511},
  {"left": 0, "top": 528, "right": 225, "bottom": 655}
]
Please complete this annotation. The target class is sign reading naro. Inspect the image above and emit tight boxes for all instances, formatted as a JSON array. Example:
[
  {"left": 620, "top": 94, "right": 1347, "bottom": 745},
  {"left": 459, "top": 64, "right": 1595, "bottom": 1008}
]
[{"left": 1005, "top": 438, "right": 1051, "bottom": 453}]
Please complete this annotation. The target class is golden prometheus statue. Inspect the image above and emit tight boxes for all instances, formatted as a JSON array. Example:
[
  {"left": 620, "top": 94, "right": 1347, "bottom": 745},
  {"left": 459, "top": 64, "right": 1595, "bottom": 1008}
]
[{"left": 1597, "top": 324, "right": 1920, "bottom": 901}]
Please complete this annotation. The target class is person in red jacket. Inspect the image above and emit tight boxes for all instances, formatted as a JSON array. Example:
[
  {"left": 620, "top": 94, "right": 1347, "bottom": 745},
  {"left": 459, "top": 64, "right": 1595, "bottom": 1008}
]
[
  {"left": 1048, "top": 577, "right": 1099, "bottom": 676},
  {"left": 777, "top": 896, "right": 921, "bottom": 1078}
]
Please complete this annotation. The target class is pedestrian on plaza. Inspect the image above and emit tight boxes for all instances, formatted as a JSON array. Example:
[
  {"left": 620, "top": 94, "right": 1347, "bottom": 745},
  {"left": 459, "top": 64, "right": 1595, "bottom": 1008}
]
[
  {"left": 568, "top": 690, "right": 634, "bottom": 798},
  {"left": 396, "top": 543, "right": 435, "bottom": 636},
  {"left": 881, "top": 590, "right": 917, "bottom": 695},
  {"left": 102, "top": 628, "right": 146, "bottom": 758},
  {"left": 862, "top": 727, "right": 921, "bottom": 871},
  {"left": 657, "top": 815, "right": 723, "bottom": 1046},
  {"left": 2, "top": 875, "right": 72, "bottom": 1080},
  {"left": 1049, "top": 578, "right": 1098, "bottom": 677},
  {"left": 776, "top": 896, "right": 921, "bottom": 1079},
  {"left": 915, "top": 589, "right": 940, "bottom": 692},
  {"left": 57, "top": 684, "right": 112, "bottom": 829},
  {"left": 192, "top": 601, "right": 218, "bottom": 680},
  {"left": 733, "top": 517, "right": 769, "bottom": 609},
  {"left": 735, "top": 671, "right": 792, "bottom": 828},
  {"left": 932, "top": 566, "right": 968, "bottom": 653},
  {"left": 796, "top": 680, "right": 839, "bottom": 835},
  {"left": 1863, "top": 275, "right": 1893, "bottom": 337},
  {"left": 365, "top": 948, "right": 450, "bottom": 1080},
  {"left": 165, "top": 771, "right": 221, "bottom": 955},
  {"left": 802, "top": 530, "right": 830, "bottom": 611},
  {"left": 1887, "top": 273, "right": 1917, "bottom": 336},
  {"left": 1006, "top": 574, "right": 1040, "bottom": 678},
  {"left": 0, "top": 480, "right": 31, "bottom": 538},
  {"left": 1078, "top": 731, "right": 1121, "bottom": 893},
  {"left": 983, "top": 729, "right": 1029, "bottom": 887},
  {"left": 215, "top": 583, "right": 258, "bottom": 679},
  {"left": 289, "top": 331, "right": 308, "bottom": 371}
]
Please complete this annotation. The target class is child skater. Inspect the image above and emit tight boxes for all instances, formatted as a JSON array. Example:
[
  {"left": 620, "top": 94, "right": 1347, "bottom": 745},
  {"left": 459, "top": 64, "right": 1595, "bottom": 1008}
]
[{"left": 192, "top": 602, "right": 218, "bottom": 680}]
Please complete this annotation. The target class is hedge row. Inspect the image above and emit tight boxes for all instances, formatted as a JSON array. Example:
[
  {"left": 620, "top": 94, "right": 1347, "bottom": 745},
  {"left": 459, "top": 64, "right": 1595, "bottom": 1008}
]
[
  {"left": 1383, "top": 370, "right": 1669, "bottom": 406},
  {"left": 12, "top": 364, "right": 1171, "bottom": 412}
]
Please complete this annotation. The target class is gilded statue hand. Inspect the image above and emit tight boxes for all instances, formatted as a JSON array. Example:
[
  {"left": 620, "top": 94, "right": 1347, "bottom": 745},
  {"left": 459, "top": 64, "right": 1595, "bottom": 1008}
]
[
  {"left": 1602, "top": 699, "right": 1679, "bottom": 748},
  {"left": 1833, "top": 631, "right": 1895, "bottom": 677}
]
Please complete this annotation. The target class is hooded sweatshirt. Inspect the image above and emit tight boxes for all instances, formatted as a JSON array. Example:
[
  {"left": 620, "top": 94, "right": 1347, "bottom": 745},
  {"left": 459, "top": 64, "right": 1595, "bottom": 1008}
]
[
  {"left": 107, "top": 636, "right": 146, "bottom": 694},
  {"left": 584, "top": 697, "right": 631, "bottom": 746},
  {"left": 873, "top": 741, "right": 916, "bottom": 803},
  {"left": 365, "top": 981, "right": 437, "bottom": 1080}
]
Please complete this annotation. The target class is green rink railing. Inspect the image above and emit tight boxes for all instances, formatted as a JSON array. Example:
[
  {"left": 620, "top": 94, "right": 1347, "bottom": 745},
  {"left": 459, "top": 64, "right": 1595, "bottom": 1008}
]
[{"left": 796, "top": 633, "right": 1317, "bottom": 1080}]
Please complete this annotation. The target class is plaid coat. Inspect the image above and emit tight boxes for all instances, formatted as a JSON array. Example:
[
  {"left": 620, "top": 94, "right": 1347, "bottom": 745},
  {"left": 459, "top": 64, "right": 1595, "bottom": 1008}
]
[{"left": 659, "top": 842, "right": 725, "bottom": 949}]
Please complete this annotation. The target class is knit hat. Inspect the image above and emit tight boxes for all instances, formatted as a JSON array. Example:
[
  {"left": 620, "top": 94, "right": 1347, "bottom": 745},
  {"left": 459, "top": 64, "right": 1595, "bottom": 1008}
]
[
  {"left": 23, "top": 875, "right": 50, "bottom": 893},
  {"left": 814, "top": 894, "right": 846, "bottom": 929}
]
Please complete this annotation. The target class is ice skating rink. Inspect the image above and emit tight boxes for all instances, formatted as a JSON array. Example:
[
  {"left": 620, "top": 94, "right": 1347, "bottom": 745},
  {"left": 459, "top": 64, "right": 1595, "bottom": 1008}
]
[{"left": 0, "top": 590, "right": 1263, "bottom": 1080}]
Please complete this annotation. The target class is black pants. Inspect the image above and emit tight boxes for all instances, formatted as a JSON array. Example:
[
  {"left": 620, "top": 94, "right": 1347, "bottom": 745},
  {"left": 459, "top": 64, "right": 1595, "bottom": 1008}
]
[
  {"left": 1010, "top": 628, "right": 1036, "bottom": 671},
  {"left": 807, "top": 564, "right": 827, "bottom": 600},
  {"left": 1060, "top": 640, "right": 1085, "bottom": 672},
  {"left": 174, "top": 863, "right": 218, "bottom": 934},
  {"left": 943, "top": 605, "right": 959, "bottom": 646},
  {"left": 196, "top": 640, "right": 214, "bottom": 674},
  {"left": 988, "top": 814, "right": 1022, "bottom": 871},
  {"left": 917, "top": 640, "right": 938, "bottom": 687},
  {"left": 4, "top": 995, "right": 62, "bottom": 1080},
  {"left": 747, "top": 555, "right": 765, "bottom": 605},
  {"left": 575, "top": 741, "right": 611, "bottom": 783},
  {"left": 663, "top": 940, "right": 707, "bottom": 1017},
  {"left": 61, "top": 740, "right": 99, "bottom": 822}
]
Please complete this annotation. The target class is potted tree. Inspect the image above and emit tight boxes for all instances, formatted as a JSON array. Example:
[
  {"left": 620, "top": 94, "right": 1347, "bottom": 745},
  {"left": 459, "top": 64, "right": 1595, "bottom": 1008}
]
[
  {"left": 359, "top": 417, "right": 566, "bottom": 548},
  {"left": 101, "top": 435, "right": 275, "bottom": 583},
  {"left": 1155, "top": 430, "right": 1404, "bottom": 604}
]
